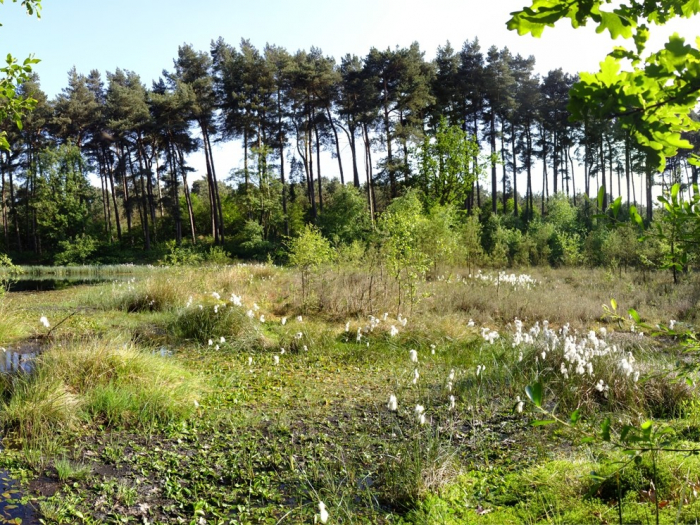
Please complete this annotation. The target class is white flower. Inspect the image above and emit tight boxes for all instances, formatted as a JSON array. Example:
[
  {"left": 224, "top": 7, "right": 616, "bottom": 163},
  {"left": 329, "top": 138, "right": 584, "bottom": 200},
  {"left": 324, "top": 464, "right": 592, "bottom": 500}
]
[
  {"left": 230, "top": 294, "right": 242, "bottom": 306},
  {"left": 412, "top": 368, "right": 419, "bottom": 384},
  {"left": 669, "top": 319, "right": 677, "bottom": 330},
  {"left": 215, "top": 344, "right": 220, "bottom": 350},
  {"left": 449, "top": 395, "right": 456, "bottom": 410},
  {"left": 193, "top": 399, "right": 200, "bottom": 409},
  {"left": 280, "top": 348, "right": 285, "bottom": 355},
  {"left": 430, "top": 344, "right": 436, "bottom": 355},
  {"left": 390, "top": 325, "right": 398, "bottom": 337},
  {"left": 220, "top": 336, "right": 226, "bottom": 344},
  {"left": 448, "top": 369, "right": 455, "bottom": 381},
  {"left": 39, "top": 316, "right": 50, "bottom": 328},
  {"left": 516, "top": 396, "right": 524, "bottom": 413},
  {"left": 211, "top": 292, "right": 220, "bottom": 300},
  {"left": 273, "top": 355, "right": 279, "bottom": 365},
  {"left": 208, "top": 339, "right": 213, "bottom": 346},
  {"left": 345, "top": 322, "right": 350, "bottom": 332},
  {"left": 387, "top": 394, "right": 398, "bottom": 411},
  {"left": 253, "top": 303, "right": 260, "bottom": 311},
  {"left": 303, "top": 345, "right": 308, "bottom": 352},
  {"left": 467, "top": 319, "right": 475, "bottom": 327},
  {"left": 295, "top": 332, "right": 303, "bottom": 340},
  {"left": 259, "top": 315, "right": 265, "bottom": 323},
  {"left": 214, "top": 305, "right": 219, "bottom": 314},
  {"left": 248, "top": 356, "right": 253, "bottom": 366},
  {"left": 318, "top": 501, "right": 329, "bottom": 524},
  {"left": 246, "top": 310, "right": 254, "bottom": 318},
  {"left": 446, "top": 381, "right": 453, "bottom": 392},
  {"left": 409, "top": 349, "right": 418, "bottom": 363},
  {"left": 281, "top": 317, "right": 287, "bottom": 325},
  {"left": 296, "top": 315, "right": 303, "bottom": 323}
]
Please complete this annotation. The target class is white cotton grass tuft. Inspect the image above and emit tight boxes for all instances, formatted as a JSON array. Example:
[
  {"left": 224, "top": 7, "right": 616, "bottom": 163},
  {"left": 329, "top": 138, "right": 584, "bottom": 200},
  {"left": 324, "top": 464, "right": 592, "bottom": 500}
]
[
  {"left": 281, "top": 317, "right": 287, "bottom": 325},
  {"left": 273, "top": 355, "right": 280, "bottom": 365},
  {"left": 39, "top": 316, "right": 50, "bottom": 328},
  {"left": 412, "top": 368, "right": 419, "bottom": 384},
  {"left": 208, "top": 339, "right": 213, "bottom": 346},
  {"left": 409, "top": 349, "right": 418, "bottom": 363},
  {"left": 220, "top": 336, "right": 226, "bottom": 344},
  {"left": 211, "top": 292, "right": 221, "bottom": 300},
  {"left": 449, "top": 395, "right": 456, "bottom": 410},
  {"left": 415, "top": 404, "right": 426, "bottom": 425},
  {"left": 318, "top": 501, "right": 329, "bottom": 524},
  {"left": 296, "top": 315, "right": 303, "bottom": 323},
  {"left": 387, "top": 394, "right": 398, "bottom": 411},
  {"left": 516, "top": 396, "right": 524, "bottom": 413},
  {"left": 390, "top": 325, "right": 398, "bottom": 337}
]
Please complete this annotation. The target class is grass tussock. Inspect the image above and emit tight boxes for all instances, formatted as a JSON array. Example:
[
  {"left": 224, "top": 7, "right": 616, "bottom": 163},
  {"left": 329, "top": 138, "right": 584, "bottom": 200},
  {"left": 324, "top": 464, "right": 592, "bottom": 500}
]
[
  {"left": 172, "top": 302, "right": 271, "bottom": 350},
  {"left": 0, "top": 338, "right": 200, "bottom": 446},
  {"left": 108, "top": 275, "right": 184, "bottom": 312}
]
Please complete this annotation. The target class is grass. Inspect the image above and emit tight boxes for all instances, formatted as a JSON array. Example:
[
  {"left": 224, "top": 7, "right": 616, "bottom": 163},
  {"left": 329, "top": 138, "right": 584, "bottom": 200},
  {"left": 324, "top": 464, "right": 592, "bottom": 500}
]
[
  {"left": 0, "top": 338, "right": 201, "bottom": 447},
  {"left": 0, "top": 264, "right": 696, "bottom": 523}
]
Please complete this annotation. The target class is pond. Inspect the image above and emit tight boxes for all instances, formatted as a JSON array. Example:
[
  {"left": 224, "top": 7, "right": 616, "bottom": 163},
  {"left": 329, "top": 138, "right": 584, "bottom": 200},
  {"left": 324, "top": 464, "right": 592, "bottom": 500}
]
[{"left": 8, "top": 276, "right": 129, "bottom": 293}]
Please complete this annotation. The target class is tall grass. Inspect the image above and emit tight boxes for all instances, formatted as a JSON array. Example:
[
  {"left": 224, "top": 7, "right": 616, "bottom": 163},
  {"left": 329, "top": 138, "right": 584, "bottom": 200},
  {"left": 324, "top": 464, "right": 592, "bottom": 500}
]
[{"left": 0, "top": 338, "right": 201, "bottom": 446}]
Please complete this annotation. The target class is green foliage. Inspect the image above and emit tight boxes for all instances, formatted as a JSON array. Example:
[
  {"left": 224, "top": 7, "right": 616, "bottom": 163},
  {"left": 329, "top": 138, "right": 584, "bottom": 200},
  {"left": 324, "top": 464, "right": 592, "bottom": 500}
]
[
  {"left": 379, "top": 191, "right": 431, "bottom": 311},
  {"left": 0, "top": 1, "right": 41, "bottom": 151},
  {"left": 287, "top": 224, "right": 334, "bottom": 272},
  {"left": 287, "top": 225, "right": 334, "bottom": 307},
  {"left": 317, "top": 184, "right": 372, "bottom": 245},
  {"left": 54, "top": 234, "right": 98, "bottom": 266},
  {"left": 416, "top": 117, "right": 482, "bottom": 207},
  {"left": 509, "top": 0, "right": 700, "bottom": 170},
  {"left": 161, "top": 240, "right": 204, "bottom": 266},
  {"left": 0, "top": 252, "right": 23, "bottom": 293},
  {"left": 35, "top": 145, "right": 96, "bottom": 252}
]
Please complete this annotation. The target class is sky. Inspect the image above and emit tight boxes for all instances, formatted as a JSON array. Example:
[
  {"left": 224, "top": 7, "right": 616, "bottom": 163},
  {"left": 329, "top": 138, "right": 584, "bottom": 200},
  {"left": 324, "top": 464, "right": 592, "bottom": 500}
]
[{"left": 1, "top": 0, "right": 699, "bottom": 193}]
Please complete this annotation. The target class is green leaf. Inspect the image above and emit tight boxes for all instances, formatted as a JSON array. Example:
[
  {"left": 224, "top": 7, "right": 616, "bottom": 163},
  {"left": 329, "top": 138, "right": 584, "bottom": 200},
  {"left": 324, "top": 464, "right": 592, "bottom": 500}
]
[
  {"left": 532, "top": 419, "right": 557, "bottom": 426},
  {"left": 597, "top": 185, "right": 605, "bottom": 211},
  {"left": 569, "top": 409, "right": 581, "bottom": 424},
  {"left": 629, "top": 309, "right": 641, "bottom": 323},
  {"left": 525, "top": 382, "right": 543, "bottom": 407},
  {"left": 597, "top": 11, "right": 635, "bottom": 39},
  {"left": 601, "top": 417, "right": 611, "bottom": 442}
]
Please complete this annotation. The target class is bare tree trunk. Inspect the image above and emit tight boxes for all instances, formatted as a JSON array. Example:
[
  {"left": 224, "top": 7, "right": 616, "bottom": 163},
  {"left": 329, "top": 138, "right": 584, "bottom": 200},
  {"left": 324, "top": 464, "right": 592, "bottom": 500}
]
[{"left": 325, "top": 106, "right": 344, "bottom": 185}]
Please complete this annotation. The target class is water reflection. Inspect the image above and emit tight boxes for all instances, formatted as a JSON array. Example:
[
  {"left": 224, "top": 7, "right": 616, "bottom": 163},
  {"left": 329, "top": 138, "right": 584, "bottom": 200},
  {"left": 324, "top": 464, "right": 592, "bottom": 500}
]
[{"left": 0, "top": 343, "right": 42, "bottom": 373}]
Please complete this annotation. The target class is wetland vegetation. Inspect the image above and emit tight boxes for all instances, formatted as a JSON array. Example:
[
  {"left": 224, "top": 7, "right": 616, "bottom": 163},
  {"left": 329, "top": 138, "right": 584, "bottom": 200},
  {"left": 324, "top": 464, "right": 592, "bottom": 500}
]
[{"left": 0, "top": 263, "right": 696, "bottom": 524}]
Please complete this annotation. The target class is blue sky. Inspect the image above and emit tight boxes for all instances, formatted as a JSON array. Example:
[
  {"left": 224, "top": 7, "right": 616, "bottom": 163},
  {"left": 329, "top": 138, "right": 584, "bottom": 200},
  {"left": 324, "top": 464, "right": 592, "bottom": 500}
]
[
  {"left": 2, "top": 0, "right": 699, "bottom": 194},
  {"left": 2, "top": 0, "right": 635, "bottom": 98}
]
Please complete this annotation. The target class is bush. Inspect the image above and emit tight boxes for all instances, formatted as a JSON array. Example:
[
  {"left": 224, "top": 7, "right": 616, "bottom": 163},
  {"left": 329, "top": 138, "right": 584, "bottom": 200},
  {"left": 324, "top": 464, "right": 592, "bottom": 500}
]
[{"left": 54, "top": 234, "right": 98, "bottom": 265}]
